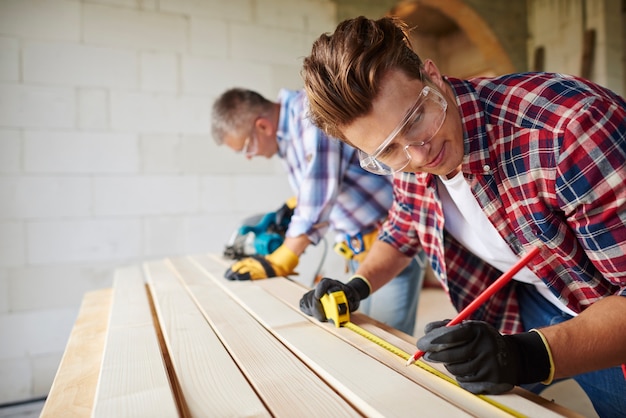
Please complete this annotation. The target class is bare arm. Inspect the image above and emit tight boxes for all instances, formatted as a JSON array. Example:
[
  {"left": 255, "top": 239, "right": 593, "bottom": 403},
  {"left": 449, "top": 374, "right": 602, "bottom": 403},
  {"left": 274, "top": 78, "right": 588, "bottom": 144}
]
[
  {"left": 282, "top": 234, "right": 312, "bottom": 257},
  {"left": 354, "top": 240, "right": 413, "bottom": 293},
  {"left": 541, "top": 294, "right": 626, "bottom": 379}
]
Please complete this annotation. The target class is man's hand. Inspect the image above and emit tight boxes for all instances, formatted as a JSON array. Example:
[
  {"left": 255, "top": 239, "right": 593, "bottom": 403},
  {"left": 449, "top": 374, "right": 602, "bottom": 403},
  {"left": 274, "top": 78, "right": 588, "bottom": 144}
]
[
  {"left": 299, "top": 276, "right": 371, "bottom": 322},
  {"left": 416, "top": 320, "right": 552, "bottom": 395},
  {"left": 224, "top": 245, "right": 298, "bottom": 280}
]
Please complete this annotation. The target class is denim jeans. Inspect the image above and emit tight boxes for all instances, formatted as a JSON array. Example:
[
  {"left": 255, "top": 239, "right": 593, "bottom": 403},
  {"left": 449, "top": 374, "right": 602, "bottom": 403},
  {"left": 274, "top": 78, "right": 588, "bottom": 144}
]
[
  {"left": 517, "top": 282, "right": 626, "bottom": 418},
  {"left": 350, "top": 250, "right": 426, "bottom": 335}
]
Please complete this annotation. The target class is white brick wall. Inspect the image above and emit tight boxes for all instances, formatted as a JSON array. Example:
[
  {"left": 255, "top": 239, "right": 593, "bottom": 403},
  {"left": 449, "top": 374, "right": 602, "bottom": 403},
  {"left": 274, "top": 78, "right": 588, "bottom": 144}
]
[
  {"left": 83, "top": 4, "right": 188, "bottom": 52},
  {"left": 23, "top": 41, "right": 138, "bottom": 88},
  {"left": 0, "top": 221, "right": 26, "bottom": 267},
  {"left": 24, "top": 131, "right": 139, "bottom": 173},
  {"left": 0, "top": 0, "right": 337, "bottom": 404},
  {"left": 26, "top": 219, "right": 143, "bottom": 264},
  {"left": 0, "top": 176, "right": 91, "bottom": 219},
  {"left": 0, "top": 129, "right": 21, "bottom": 173},
  {"left": 0, "top": 84, "right": 75, "bottom": 128},
  {"left": 0, "top": 37, "right": 19, "bottom": 82},
  {"left": 0, "top": 0, "right": 81, "bottom": 42}
]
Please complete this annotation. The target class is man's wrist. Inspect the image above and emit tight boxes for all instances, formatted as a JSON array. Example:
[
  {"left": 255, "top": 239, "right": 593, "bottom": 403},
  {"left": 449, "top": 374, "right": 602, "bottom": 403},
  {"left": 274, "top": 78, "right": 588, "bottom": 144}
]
[
  {"left": 347, "top": 275, "right": 371, "bottom": 300},
  {"left": 530, "top": 329, "right": 555, "bottom": 384},
  {"left": 506, "top": 330, "right": 552, "bottom": 385}
]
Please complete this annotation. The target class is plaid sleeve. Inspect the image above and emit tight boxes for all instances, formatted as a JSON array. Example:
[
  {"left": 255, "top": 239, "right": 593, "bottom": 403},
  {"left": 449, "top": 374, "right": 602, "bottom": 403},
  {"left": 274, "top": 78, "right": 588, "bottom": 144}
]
[{"left": 556, "top": 96, "right": 626, "bottom": 294}]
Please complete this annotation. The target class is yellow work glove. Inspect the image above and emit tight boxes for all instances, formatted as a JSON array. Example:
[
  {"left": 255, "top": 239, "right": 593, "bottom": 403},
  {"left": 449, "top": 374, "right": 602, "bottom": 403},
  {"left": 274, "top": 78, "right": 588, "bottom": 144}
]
[{"left": 224, "top": 244, "right": 299, "bottom": 281}]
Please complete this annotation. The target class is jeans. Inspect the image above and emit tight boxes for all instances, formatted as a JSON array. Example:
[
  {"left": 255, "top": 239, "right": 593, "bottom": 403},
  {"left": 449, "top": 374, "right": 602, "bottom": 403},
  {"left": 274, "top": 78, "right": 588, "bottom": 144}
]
[
  {"left": 517, "top": 282, "right": 626, "bottom": 418},
  {"left": 349, "top": 250, "right": 426, "bottom": 335}
]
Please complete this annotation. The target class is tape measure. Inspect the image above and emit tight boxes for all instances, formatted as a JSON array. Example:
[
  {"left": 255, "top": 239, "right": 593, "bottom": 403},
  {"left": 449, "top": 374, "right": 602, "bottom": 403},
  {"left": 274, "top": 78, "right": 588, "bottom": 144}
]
[{"left": 320, "top": 291, "right": 527, "bottom": 418}]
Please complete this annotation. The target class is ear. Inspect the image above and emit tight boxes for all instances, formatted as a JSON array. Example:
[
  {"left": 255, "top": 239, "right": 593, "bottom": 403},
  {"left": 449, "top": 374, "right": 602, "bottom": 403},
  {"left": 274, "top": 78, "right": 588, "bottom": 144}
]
[
  {"left": 255, "top": 117, "right": 274, "bottom": 135},
  {"left": 422, "top": 59, "right": 446, "bottom": 90}
]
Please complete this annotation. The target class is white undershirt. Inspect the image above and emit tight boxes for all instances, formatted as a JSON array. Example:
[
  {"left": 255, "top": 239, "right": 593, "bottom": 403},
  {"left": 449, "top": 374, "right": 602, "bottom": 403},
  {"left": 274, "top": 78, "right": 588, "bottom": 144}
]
[{"left": 437, "top": 172, "right": 577, "bottom": 316}]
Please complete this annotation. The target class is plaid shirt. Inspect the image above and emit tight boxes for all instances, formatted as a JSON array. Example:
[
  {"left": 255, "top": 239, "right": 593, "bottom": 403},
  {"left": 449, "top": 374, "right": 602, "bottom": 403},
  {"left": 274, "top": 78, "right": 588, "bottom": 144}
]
[
  {"left": 276, "top": 89, "right": 393, "bottom": 244},
  {"left": 380, "top": 72, "right": 626, "bottom": 333}
]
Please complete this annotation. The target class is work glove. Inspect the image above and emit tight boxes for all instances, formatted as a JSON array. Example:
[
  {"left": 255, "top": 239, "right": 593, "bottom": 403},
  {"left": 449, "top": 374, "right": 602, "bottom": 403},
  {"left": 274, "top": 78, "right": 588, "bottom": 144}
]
[
  {"left": 224, "top": 244, "right": 299, "bottom": 281},
  {"left": 416, "top": 320, "right": 554, "bottom": 395},
  {"left": 299, "top": 275, "right": 371, "bottom": 322}
]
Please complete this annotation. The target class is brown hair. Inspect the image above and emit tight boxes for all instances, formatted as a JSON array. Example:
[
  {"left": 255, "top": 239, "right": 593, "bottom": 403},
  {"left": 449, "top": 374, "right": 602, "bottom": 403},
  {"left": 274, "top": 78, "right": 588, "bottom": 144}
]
[{"left": 302, "top": 16, "right": 423, "bottom": 141}]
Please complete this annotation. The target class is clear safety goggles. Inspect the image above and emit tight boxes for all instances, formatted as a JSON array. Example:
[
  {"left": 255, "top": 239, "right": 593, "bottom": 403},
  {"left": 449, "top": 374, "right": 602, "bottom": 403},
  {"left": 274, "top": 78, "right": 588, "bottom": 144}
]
[
  {"left": 358, "top": 86, "right": 448, "bottom": 175},
  {"left": 236, "top": 131, "right": 258, "bottom": 158}
]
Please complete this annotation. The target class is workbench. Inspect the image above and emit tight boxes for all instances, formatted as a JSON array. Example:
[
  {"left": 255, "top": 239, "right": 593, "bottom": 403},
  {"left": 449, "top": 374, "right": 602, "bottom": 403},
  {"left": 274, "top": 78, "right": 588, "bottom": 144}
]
[{"left": 41, "top": 253, "right": 584, "bottom": 417}]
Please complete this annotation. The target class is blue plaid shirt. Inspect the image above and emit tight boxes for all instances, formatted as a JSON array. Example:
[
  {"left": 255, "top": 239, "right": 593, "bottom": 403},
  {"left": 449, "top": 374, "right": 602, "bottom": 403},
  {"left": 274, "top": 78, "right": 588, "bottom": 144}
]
[
  {"left": 276, "top": 89, "right": 393, "bottom": 244},
  {"left": 380, "top": 73, "right": 626, "bottom": 333}
]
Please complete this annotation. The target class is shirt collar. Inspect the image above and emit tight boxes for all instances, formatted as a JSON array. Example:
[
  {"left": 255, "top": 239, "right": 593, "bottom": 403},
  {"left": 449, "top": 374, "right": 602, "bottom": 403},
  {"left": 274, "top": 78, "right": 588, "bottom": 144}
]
[
  {"left": 276, "top": 88, "right": 297, "bottom": 158},
  {"left": 447, "top": 77, "right": 495, "bottom": 176}
]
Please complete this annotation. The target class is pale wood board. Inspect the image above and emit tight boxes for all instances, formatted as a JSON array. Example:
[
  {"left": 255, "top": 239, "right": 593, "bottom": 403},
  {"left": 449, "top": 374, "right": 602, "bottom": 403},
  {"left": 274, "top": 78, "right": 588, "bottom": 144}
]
[
  {"left": 143, "top": 260, "right": 270, "bottom": 417},
  {"left": 166, "top": 257, "right": 361, "bottom": 417},
  {"left": 40, "top": 288, "right": 112, "bottom": 418},
  {"left": 255, "top": 269, "right": 581, "bottom": 418},
  {"left": 44, "top": 252, "right": 585, "bottom": 417},
  {"left": 187, "top": 254, "right": 473, "bottom": 417},
  {"left": 353, "top": 320, "right": 584, "bottom": 418},
  {"left": 91, "top": 265, "right": 179, "bottom": 418},
  {"left": 204, "top": 253, "right": 583, "bottom": 418}
]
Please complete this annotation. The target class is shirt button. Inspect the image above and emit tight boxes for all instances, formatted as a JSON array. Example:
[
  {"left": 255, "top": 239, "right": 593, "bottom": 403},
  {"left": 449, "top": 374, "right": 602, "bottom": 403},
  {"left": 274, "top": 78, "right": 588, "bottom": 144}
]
[{"left": 483, "top": 164, "right": 490, "bottom": 172}]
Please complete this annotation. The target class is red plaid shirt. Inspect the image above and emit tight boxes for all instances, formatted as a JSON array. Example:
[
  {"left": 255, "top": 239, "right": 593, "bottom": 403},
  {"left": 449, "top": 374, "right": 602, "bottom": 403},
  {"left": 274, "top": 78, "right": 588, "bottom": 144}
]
[{"left": 380, "top": 72, "right": 626, "bottom": 334}]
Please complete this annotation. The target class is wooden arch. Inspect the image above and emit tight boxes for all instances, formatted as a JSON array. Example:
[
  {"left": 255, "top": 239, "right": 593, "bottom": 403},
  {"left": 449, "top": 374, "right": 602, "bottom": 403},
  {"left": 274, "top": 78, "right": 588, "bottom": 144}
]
[{"left": 392, "top": 0, "right": 516, "bottom": 75}]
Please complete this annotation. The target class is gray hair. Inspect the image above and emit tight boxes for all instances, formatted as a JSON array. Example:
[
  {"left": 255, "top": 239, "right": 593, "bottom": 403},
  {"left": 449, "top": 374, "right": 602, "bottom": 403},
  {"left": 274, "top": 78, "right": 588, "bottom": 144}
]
[{"left": 211, "top": 88, "right": 273, "bottom": 144}]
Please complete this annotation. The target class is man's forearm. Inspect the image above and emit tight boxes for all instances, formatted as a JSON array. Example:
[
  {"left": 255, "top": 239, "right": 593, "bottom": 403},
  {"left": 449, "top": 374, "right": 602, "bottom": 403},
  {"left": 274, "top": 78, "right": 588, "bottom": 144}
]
[
  {"left": 354, "top": 240, "right": 413, "bottom": 293},
  {"left": 283, "top": 235, "right": 312, "bottom": 257},
  {"left": 540, "top": 294, "right": 626, "bottom": 379}
]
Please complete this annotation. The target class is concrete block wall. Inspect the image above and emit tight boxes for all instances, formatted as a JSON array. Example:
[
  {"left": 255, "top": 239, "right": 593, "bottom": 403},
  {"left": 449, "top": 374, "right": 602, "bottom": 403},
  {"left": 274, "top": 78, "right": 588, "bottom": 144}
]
[
  {"left": 527, "top": 0, "right": 625, "bottom": 96},
  {"left": 0, "top": 0, "right": 338, "bottom": 403}
]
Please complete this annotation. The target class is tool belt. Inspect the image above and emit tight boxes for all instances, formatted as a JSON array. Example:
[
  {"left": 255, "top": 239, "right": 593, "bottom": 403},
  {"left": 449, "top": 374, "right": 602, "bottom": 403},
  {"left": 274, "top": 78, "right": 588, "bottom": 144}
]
[{"left": 333, "top": 225, "right": 380, "bottom": 264}]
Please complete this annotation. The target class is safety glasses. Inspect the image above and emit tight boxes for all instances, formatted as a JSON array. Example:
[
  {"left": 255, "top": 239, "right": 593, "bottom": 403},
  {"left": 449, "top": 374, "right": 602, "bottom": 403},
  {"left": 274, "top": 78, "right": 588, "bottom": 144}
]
[
  {"left": 236, "top": 131, "right": 258, "bottom": 158},
  {"left": 358, "top": 86, "right": 447, "bottom": 175}
]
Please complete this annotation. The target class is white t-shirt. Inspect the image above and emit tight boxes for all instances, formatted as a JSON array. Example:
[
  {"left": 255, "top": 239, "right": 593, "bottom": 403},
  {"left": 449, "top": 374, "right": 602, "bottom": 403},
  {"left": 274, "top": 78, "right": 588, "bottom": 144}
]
[{"left": 437, "top": 172, "right": 577, "bottom": 317}]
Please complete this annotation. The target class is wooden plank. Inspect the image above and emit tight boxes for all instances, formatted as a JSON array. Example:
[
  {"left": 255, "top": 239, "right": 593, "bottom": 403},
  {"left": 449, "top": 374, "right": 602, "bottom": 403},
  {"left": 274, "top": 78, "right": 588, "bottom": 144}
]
[
  {"left": 40, "top": 288, "right": 112, "bottom": 418},
  {"left": 249, "top": 263, "right": 584, "bottom": 418},
  {"left": 92, "top": 265, "right": 179, "bottom": 418},
  {"left": 202, "top": 253, "right": 584, "bottom": 418},
  {"left": 167, "top": 257, "right": 361, "bottom": 417},
  {"left": 143, "top": 260, "right": 270, "bottom": 417},
  {"left": 186, "top": 254, "right": 473, "bottom": 417}
]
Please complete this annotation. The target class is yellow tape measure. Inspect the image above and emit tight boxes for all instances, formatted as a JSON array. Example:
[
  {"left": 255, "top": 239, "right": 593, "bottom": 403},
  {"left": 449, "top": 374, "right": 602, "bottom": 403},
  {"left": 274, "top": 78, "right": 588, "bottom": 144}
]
[{"left": 321, "top": 291, "right": 526, "bottom": 418}]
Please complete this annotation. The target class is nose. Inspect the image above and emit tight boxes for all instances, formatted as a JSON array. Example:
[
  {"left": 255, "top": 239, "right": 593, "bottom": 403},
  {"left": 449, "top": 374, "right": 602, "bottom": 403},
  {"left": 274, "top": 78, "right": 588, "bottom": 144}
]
[{"left": 404, "top": 142, "right": 430, "bottom": 165}]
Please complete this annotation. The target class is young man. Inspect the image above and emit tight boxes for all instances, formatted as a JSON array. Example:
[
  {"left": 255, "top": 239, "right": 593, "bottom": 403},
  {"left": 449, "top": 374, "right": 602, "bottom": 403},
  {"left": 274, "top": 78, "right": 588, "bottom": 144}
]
[
  {"left": 210, "top": 87, "right": 427, "bottom": 335},
  {"left": 298, "top": 16, "right": 626, "bottom": 417}
]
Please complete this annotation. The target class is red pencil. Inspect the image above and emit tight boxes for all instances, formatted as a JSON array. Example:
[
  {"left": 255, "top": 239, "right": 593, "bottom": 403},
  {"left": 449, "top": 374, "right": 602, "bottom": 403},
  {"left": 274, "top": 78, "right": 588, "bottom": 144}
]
[{"left": 406, "top": 246, "right": 541, "bottom": 366}]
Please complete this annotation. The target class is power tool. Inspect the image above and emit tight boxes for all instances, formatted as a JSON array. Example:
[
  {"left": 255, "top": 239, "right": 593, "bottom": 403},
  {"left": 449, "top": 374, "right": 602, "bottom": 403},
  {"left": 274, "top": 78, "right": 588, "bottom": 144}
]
[{"left": 223, "top": 198, "right": 296, "bottom": 260}]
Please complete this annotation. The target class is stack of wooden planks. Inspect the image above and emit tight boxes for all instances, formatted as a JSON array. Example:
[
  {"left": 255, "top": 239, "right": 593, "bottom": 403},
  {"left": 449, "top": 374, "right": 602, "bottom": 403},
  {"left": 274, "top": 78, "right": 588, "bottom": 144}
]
[{"left": 41, "top": 254, "right": 584, "bottom": 417}]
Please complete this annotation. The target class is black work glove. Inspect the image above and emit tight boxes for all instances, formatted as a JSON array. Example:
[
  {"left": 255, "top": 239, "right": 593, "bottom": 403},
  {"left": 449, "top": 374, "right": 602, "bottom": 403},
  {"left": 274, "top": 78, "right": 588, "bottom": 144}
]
[
  {"left": 299, "top": 276, "right": 371, "bottom": 322},
  {"left": 416, "top": 320, "right": 551, "bottom": 395}
]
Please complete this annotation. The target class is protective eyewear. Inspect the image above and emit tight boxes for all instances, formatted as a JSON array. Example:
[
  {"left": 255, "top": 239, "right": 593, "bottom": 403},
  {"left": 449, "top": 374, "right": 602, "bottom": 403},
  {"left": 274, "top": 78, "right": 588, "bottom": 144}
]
[
  {"left": 237, "top": 132, "right": 258, "bottom": 158},
  {"left": 358, "top": 86, "right": 447, "bottom": 175}
]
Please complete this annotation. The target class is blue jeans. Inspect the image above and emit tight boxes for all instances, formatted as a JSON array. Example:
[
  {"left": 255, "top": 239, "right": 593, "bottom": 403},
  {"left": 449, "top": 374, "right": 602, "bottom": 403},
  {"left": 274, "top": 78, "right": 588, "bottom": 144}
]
[
  {"left": 517, "top": 283, "right": 626, "bottom": 418},
  {"left": 350, "top": 250, "right": 426, "bottom": 335}
]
